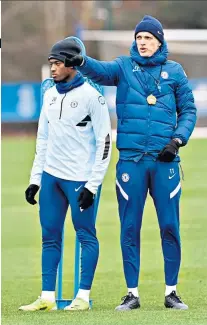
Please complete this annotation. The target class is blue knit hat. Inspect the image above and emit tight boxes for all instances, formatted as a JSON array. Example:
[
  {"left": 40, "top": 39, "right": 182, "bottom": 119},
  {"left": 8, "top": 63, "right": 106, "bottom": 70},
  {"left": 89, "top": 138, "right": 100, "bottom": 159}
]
[{"left": 134, "top": 15, "right": 164, "bottom": 43}]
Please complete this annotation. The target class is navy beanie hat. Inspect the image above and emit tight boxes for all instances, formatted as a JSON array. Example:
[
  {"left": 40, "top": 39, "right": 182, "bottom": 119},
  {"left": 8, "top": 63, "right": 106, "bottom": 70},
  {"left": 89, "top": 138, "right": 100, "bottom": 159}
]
[
  {"left": 134, "top": 15, "right": 164, "bottom": 43},
  {"left": 48, "top": 38, "right": 81, "bottom": 62}
]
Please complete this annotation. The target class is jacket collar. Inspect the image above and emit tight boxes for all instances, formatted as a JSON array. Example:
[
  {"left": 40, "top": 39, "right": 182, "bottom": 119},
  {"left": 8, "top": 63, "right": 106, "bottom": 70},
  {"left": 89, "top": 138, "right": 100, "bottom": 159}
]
[
  {"left": 56, "top": 72, "right": 85, "bottom": 94},
  {"left": 130, "top": 40, "right": 168, "bottom": 66}
]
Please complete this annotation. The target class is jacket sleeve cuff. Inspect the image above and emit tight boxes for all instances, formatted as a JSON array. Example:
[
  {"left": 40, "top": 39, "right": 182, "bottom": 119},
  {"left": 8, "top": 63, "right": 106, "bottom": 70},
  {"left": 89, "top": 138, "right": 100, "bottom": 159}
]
[
  {"left": 84, "top": 183, "right": 97, "bottom": 195},
  {"left": 172, "top": 133, "right": 187, "bottom": 146},
  {"left": 29, "top": 178, "right": 41, "bottom": 187}
]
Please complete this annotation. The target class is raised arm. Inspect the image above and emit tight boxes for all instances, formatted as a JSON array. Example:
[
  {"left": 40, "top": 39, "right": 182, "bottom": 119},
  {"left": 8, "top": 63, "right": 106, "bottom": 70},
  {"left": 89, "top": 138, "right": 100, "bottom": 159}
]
[
  {"left": 78, "top": 56, "right": 120, "bottom": 86},
  {"left": 60, "top": 50, "right": 120, "bottom": 86}
]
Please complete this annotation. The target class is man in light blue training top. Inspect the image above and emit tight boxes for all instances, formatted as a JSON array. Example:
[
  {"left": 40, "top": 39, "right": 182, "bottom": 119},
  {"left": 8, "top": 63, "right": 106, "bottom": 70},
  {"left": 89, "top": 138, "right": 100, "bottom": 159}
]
[
  {"left": 60, "top": 16, "right": 197, "bottom": 311},
  {"left": 19, "top": 37, "right": 111, "bottom": 312}
]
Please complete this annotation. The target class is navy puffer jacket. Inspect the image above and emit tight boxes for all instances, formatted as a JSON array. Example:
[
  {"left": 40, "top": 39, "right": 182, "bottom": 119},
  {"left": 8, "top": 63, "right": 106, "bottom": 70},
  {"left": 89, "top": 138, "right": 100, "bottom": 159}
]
[{"left": 78, "top": 40, "right": 197, "bottom": 161}]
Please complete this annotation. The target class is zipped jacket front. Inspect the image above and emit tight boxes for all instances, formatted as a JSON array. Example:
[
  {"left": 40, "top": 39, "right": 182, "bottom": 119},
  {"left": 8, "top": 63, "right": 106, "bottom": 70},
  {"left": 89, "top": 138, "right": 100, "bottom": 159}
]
[{"left": 30, "top": 82, "right": 112, "bottom": 194}]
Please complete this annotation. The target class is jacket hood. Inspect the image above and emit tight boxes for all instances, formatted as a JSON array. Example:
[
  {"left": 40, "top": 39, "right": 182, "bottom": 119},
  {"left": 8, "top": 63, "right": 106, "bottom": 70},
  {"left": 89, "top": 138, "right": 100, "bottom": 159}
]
[{"left": 130, "top": 40, "right": 168, "bottom": 66}]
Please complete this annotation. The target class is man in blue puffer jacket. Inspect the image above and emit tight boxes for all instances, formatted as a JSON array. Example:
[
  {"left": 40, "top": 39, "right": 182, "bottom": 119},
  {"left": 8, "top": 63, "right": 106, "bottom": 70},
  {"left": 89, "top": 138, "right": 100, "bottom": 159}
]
[{"left": 60, "top": 16, "right": 196, "bottom": 311}]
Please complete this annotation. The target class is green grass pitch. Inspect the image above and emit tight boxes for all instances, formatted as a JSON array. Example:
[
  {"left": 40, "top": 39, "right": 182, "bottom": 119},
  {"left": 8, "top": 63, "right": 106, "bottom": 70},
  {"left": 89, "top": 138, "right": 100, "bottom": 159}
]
[{"left": 2, "top": 137, "right": 207, "bottom": 325}]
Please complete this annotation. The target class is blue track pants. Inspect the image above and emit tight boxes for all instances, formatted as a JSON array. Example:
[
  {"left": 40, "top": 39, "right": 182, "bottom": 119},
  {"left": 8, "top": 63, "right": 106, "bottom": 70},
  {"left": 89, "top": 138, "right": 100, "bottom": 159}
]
[
  {"left": 39, "top": 171, "right": 99, "bottom": 291},
  {"left": 116, "top": 159, "right": 181, "bottom": 287}
]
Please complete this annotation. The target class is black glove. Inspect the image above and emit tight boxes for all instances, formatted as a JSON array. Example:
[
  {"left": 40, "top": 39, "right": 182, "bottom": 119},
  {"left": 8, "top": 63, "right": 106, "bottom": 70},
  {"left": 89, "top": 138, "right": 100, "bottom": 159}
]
[
  {"left": 158, "top": 139, "right": 180, "bottom": 162},
  {"left": 60, "top": 51, "right": 83, "bottom": 67},
  {"left": 78, "top": 187, "right": 94, "bottom": 210},
  {"left": 25, "top": 184, "right": 39, "bottom": 205}
]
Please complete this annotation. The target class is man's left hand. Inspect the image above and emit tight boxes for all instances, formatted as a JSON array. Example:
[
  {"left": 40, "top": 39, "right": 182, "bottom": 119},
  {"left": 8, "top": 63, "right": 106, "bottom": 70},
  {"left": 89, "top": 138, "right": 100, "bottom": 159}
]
[
  {"left": 158, "top": 139, "right": 180, "bottom": 162},
  {"left": 78, "top": 188, "right": 94, "bottom": 210},
  {"left": 60, "top": 52, "right": 83, "bottom": 67}
]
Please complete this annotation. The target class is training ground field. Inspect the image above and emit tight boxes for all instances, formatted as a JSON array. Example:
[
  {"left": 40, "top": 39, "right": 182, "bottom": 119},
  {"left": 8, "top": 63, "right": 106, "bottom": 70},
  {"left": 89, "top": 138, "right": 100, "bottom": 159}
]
[{"left": 2, "top": 137, "right": 207, "bottom": 325}]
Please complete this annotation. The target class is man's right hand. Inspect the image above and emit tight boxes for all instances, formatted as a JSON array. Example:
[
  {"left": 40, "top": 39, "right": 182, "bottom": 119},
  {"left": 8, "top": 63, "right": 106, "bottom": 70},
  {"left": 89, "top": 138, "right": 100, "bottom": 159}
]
[
  {"left": 60, "top": 51, "right": 83, "bottom": 67},
  {"left": 25, "top": 184, "right": 40, "bottom": 205}
]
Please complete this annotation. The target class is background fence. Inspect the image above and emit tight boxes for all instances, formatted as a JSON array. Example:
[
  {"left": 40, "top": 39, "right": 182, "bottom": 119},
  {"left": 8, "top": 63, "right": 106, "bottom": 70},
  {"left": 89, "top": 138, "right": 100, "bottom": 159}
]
[{"left": 2, "top": 79, "right": 207, "bottom": 128}]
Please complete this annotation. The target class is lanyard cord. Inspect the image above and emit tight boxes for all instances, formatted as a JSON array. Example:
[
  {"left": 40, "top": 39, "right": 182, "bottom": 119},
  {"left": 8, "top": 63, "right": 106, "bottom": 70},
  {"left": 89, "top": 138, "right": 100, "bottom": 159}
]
[{"left": 140, "top": 65, "right": 163, "bottom": 92}]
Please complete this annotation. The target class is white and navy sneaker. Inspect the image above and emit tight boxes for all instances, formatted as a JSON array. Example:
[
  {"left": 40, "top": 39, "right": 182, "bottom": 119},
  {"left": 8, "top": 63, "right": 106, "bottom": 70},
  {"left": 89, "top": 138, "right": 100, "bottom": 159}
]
[
  {"left": 165, "top": 291, "right": 188, "bottom": 310},
  {"left": 115, "top": 292, "right": 140, "bottom": 311}
]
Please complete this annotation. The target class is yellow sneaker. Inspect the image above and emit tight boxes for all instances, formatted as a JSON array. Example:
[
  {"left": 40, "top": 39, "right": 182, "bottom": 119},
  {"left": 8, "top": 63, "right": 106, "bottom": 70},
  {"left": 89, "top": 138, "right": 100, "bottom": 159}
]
[
  {"left": 64, "top": 297, "right": 90, "bottom": 311},
  {"left": 19, "top": 296, "right": 57, "bottom": 311}
]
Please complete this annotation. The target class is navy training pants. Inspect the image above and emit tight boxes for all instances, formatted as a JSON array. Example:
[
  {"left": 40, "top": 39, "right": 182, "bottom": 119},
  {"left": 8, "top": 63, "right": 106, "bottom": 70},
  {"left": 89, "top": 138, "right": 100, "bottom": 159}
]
[
  {"left": 39, "top": 171, "right": 99, "bottom": 291},
  {"left": 116, "top": 159, "right": 181, "bottom": 287}
]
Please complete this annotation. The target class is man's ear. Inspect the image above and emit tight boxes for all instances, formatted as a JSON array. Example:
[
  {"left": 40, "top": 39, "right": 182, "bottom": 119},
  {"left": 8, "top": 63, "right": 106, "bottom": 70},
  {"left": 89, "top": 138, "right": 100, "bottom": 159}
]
[{"left": 67, "top": 67, "right": 74, "bottom": 71}]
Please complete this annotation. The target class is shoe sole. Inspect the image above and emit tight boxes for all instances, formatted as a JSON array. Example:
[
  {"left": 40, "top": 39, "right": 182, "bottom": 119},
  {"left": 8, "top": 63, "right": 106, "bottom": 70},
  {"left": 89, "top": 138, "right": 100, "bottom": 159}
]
[
  {"left": 64, "top": 305, "right": 91, "bottom": 311},
  {"left": 115, "top": 306, "right": 140, "bottom": 311},
  {"left": 19, "top": 307, "right": 57, "bottom": 312},
  {"left": 64, "top": 308, "right": 91, "bottom": 311},
  {"left": 165, "top": 304, "right": 188, "bottom": 310}
]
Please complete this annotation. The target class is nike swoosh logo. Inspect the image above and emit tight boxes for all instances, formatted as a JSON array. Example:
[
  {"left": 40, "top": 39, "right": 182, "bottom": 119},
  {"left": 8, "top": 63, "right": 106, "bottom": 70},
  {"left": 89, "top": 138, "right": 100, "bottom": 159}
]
[
  {"left": 75, "top": 185, "right": 83, "bottom": 192},
  {"left": 169, "top": 174, "right": 176, "bottom": 179}
]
